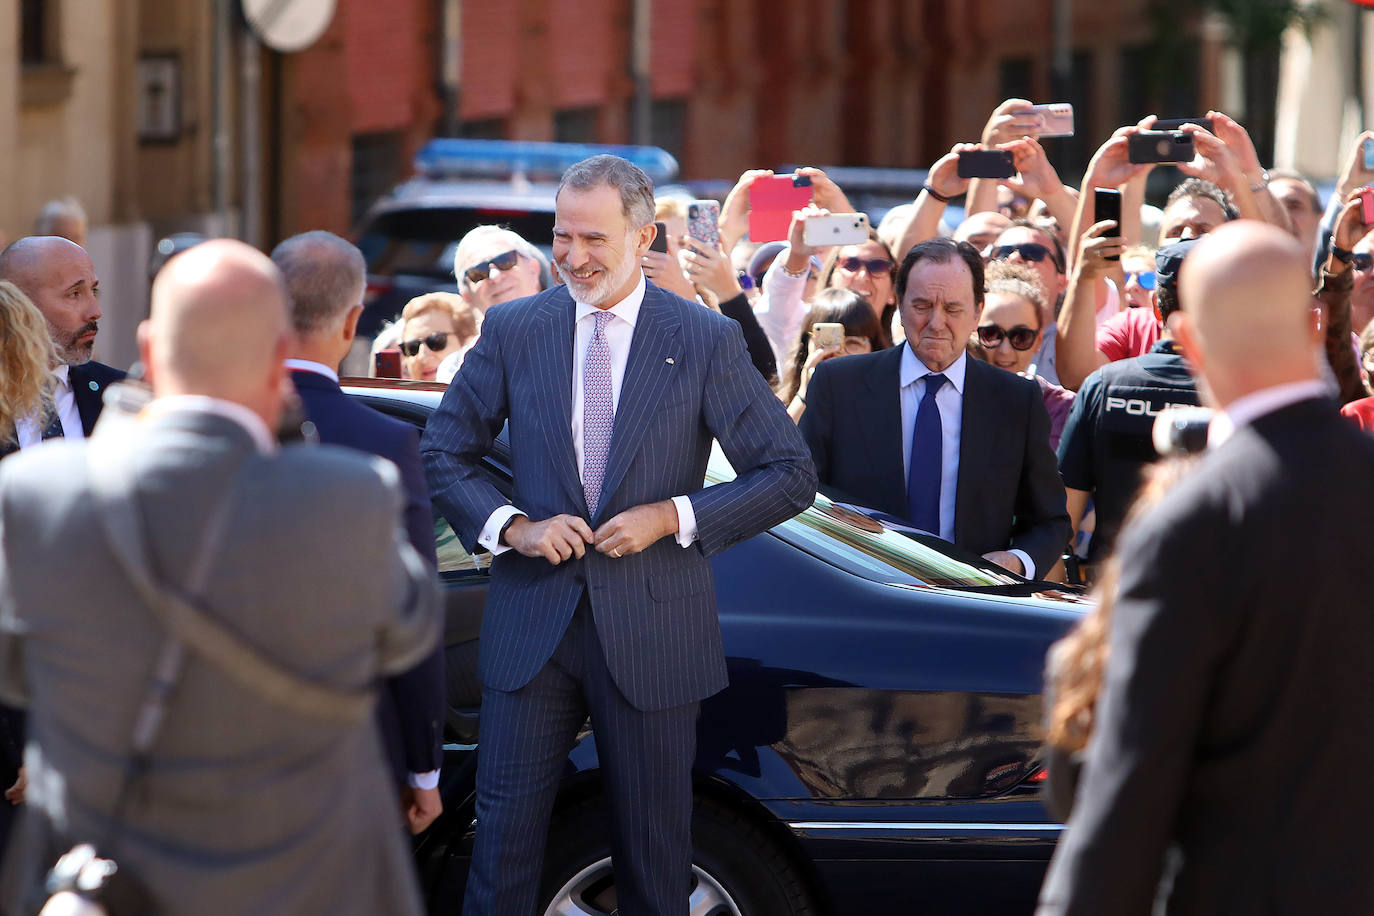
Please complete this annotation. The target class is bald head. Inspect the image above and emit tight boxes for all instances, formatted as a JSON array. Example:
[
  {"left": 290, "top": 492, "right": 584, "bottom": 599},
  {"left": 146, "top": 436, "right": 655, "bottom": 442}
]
[
  {"left": 0, "top": 236, "right": 101, "bottom": 365},
  {"left": 142, "top": 240, "right": 289, "bottom": 418},
  {"left": 1178, "top": 221, "right": 1319, "bottom": 405}
]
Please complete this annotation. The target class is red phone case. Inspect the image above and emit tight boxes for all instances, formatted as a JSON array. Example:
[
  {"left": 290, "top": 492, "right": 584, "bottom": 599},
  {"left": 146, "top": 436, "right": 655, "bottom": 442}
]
[{"left": 749, "top": 176, "right": 814, "bottom": 243}]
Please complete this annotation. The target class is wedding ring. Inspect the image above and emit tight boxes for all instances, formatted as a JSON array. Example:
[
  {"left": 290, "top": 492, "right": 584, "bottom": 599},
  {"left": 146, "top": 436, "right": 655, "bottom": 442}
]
[{"left": 613, "top": 548, "right": 621, "bottom": 558}]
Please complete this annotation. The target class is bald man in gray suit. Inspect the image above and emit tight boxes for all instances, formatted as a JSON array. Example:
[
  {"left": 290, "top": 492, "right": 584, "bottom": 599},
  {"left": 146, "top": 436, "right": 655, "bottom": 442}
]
[{"left": 0, "top": 240, "right": 440, "bottom": 915}]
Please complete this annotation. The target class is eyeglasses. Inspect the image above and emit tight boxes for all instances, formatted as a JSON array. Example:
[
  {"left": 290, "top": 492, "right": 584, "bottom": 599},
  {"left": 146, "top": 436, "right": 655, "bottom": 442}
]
[
  {"left": 1353, "top": 252, "right": 1374, "bottom": 273},
  {"left": 989, "top": 243, "right": 1061, "bottom": 270},
  {"left": 977, "top": 323, "right": 1039, "bottom": 351},
  {"left": 400, "top": 332, "right": 451, "bottom": 357},
  {"left": 837, "top": 256, "right": 893, "bottom": 275},
  {"left": 1126, "top": 270, "right": 1157, "bottom": 290},
  {"left": 462, "top": 249, "right": 519, "bottom": 285}
]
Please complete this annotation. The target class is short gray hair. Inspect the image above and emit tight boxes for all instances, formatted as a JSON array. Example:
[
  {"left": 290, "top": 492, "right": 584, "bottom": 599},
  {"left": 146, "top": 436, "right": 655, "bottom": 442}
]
[
  {"left": 33, "top": 197, "right": 87, "bottom": 239},
  {"left": 453, "top": 225, "right": 549, "bottom": 287},
  {"left": 269, "top": 230, "right": 366, "bottom": 335},
  {"left": 556, "top": 155, "right": 655, "bottom": 230}
]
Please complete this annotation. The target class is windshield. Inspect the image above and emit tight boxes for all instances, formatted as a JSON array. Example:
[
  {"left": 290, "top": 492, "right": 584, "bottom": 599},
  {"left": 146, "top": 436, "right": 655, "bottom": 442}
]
[
  {"left": 706, "top": 447, "right": 1020, "bottom": 589},
  {"left": 357, "top": 207, "right": 557, "bottom": 281}
]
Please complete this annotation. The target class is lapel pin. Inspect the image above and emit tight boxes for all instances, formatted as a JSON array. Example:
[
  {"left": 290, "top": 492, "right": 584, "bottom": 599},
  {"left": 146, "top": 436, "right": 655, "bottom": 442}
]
[
  {"left": 89, "top": 381, "right": 99, "bottom": 391},
  {"left": 665, "top": 357, "right": 675, "bottom": 365}
]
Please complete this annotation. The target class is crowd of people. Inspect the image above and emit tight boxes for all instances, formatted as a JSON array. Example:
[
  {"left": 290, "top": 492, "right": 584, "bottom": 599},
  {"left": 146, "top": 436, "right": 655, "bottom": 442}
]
[{"left": 0, "top": 93, "right": 1369, "bottom": 915}]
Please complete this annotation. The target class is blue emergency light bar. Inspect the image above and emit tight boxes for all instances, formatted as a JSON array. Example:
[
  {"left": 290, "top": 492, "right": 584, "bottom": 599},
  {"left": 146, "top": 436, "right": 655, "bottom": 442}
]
[{"left": 415, "top": 139, "right": 679, "bottom": 184}]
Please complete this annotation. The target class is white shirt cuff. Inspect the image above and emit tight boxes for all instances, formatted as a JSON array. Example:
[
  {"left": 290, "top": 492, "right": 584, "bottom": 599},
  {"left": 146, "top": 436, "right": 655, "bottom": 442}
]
[
  {"left": 478, "top": 506, "right": 525, "bottom": 555},
  {"left": 1008, "top": 548, "right": 1035, "bottom": 580},
  {"left": 670, "top": 495, "right": 698, "bottom": 547},
  {"left": 407, "top": 769, "right": 440, "bottom": 790}
]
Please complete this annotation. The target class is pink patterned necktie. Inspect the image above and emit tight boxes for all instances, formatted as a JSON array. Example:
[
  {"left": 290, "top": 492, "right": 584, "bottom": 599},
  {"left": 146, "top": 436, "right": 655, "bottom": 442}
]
[{"left": 582, "top": 309, "right": 615, "bottom": 514}]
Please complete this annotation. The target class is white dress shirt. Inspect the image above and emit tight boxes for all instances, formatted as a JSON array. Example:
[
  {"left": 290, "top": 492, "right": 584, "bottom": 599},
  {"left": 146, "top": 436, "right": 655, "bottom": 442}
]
[
  {"left": 1208, "top": 379, "right": 1330, "bottom": 449},
  {"left": 284, "top": 358, "right": 339, "bottom": 383},
  {"left": 899, "top": 345, "right": 1035, "bottom": 578},
  {"left": 479, "top": 273, "right": 698, "bottom": 554},
  {"left": 14, "top": 365, "right": 81, "bottom": 447}
]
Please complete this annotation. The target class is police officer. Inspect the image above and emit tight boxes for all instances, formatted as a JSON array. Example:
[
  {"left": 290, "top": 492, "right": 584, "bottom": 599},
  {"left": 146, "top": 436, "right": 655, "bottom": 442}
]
[{"left": 1057, "top": 240, "right": 1201, "bottom": 578}]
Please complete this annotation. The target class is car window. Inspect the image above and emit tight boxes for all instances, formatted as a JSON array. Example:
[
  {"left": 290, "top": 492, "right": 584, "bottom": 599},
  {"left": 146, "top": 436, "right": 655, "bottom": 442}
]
[
  {"left": 434, "top": 511, "right": 489, "bottom": 576},
  {"left": 705, "top": 447, "right": 1019, "bottom": 588},
  {"left": 357, "top": 206, "right": 556, "bottom": 281}
]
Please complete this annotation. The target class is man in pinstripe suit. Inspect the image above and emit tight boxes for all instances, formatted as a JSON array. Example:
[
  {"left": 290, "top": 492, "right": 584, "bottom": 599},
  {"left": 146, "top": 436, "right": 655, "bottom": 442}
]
[{"left": 422, "top": 155, "right": 816, "bottom": 916}]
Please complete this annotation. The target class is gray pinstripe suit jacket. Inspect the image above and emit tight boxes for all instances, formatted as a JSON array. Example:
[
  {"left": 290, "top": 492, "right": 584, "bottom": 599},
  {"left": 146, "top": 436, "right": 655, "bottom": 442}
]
[{"left": 422, "top": 282, "right": 816, "bottom": 712}]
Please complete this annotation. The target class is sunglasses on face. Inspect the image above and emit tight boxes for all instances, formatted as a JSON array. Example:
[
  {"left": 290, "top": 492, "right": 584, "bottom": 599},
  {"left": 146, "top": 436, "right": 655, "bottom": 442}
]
[
  {"left": 1353, "top": 252, "right": 1374, "bottom": 272},
  {"left": 400, "top": 332, "right": 451, "bottom": 357},
  {"left": 1126, "top": 270, "right": 1157, "bottom": 290},
  {"left": 989, "top": 243, "right": 1061, "bottom": 270},
  {"left": 977, "top": 323, "right": 1039, "bottom": 351},
  {"left": 463, "top": 249, "right": 519, "bottom": 285},
  {"left": 837, "top": 256, "right": 893, "bottom": 275}
]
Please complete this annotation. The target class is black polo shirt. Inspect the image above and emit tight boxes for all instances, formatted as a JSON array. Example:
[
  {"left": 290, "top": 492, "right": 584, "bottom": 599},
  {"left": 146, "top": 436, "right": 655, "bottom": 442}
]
[{"left": 1057, "top": 340, "right": 1199, "bottom": 561}]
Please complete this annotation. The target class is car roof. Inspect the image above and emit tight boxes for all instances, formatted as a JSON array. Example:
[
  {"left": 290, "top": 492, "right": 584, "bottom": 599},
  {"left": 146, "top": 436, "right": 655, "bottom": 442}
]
[{"left": 367, "top": 178, "right": 559, "bottom": 216}]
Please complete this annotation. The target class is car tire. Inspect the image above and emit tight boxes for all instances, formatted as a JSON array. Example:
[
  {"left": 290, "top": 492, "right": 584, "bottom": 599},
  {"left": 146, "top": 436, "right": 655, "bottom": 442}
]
[{"left": 538, "top": 795, "right": 816, "bottom": 916}]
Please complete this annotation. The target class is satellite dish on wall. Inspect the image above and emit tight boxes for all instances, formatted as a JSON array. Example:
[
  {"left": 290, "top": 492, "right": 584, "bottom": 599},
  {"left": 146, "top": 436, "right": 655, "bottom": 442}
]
[{"left": 242, "top": 0, "right": 337, "bottom": 53}]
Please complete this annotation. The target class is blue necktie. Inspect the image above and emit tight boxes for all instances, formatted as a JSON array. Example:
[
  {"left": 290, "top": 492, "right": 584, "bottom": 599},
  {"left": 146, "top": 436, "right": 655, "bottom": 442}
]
[
  {"left": 582, "top": 310, "right": 615, "bottom": 515},
  {"left": 906, "top": 373, "right": 946, "bottom": 534}
]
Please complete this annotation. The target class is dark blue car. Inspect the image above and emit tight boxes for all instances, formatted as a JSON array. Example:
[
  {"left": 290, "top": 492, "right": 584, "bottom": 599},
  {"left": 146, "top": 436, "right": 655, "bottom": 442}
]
[{"left": 346, "top": 380, "right": 1083, "bottom": 916}]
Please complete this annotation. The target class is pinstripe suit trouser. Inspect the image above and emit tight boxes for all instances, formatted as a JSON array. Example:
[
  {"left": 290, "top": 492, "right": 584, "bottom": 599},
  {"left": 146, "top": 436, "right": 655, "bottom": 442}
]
[{"left": 461, "top": 594, "right": 699, "bottom": 916}]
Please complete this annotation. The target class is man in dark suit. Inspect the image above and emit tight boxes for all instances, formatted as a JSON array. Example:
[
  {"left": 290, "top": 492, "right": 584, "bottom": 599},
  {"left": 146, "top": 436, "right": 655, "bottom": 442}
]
[
  {"left": 269, "top": 230, "right": 445, "bottom": 836},
  {"left": 0, "top": 236, "right": 125, "bottom": 856},
  {"left": 422, "top": 155, "right": 815, "bottom": 916},
  {"left": 1037, "top": 221, "right": 1374, "bottom": 914},
  {"left": 0, "top": 236, "right": 125, "bottom": 449},
  {"left": 799, "top": 237, "right": 1069, "bottom": 578}
]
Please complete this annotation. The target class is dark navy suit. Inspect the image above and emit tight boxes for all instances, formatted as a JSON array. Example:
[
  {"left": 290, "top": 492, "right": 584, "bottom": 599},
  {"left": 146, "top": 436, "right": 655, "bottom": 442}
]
[
  {"left": 422, "top": 281, "right": 815, "bottom": 915},
  {"left": 291, "top": 367, "right": 444, "bottom": 784}
]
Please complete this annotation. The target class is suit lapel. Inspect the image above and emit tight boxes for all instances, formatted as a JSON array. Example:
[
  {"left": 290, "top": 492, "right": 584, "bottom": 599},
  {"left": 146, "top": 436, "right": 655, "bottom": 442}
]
[
  {"left": 594, "top": 285, "right": 683, "bottom": 522},
  {"left": 70, "top": 365, "right": 105, "bottom": 436},
  {"left": 954, "top": 358, "right": 993, "bottom": 546},
  {"left": 529, "top": 290, "right": 586, "bottom": 513},
  {"left": 861, "top": 346, "right": 907, "bottom": 508}
]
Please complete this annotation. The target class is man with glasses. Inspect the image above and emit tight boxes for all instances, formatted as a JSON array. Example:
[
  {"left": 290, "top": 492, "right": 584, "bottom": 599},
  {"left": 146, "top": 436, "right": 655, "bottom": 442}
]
[
  {"left": 452, "top": 225, "right": 547, "bottom": 316},
  {"left": 988, "top": 221, "right": 1068, "bottom": 385},
  {"left": 1055, "top": 239, "right": 1200, "bottom": 577}
]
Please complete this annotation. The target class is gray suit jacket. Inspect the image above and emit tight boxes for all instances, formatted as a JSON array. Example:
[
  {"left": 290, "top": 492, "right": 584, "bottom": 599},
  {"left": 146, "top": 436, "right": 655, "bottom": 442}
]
[
  {"left": 0, "top": 408, "right": 440, "bottom": 916},
  {"left": 423, "top": 282, "right": 816, "bottom": 711}
]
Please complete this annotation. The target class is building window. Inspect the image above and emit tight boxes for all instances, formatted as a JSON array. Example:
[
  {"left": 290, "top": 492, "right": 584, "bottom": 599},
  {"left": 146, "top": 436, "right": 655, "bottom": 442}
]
[
  {"left": 650, "top": 99, "right": 687, "bottom": 164},
  {"left": 21, "top": 0, "right": 51, "bottom": 65},
  {"left": 20, "top": 0, "right": 74, "bottom": 106},
  {"left": 999, "top": 58, "right": 1034, "bottom": 105},
  {"left": 459, "top": 118, "right": 505, "bottom": 140},
  {"left": 554, "top": 108, "right": 599, "bottom": 144}
]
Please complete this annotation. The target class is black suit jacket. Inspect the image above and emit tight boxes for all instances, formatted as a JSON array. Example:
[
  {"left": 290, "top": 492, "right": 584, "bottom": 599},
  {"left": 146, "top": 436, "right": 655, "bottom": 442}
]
[
  {"left": 1037, "top": 397, "right": 1374, "bottom": 915},
  {"left": 291, "top": 368, "right": 444, "bottom": 781},
  {"left": 70, "top": 362, "right": 126, "bottom": 435},
  {"left": 798, "top": 346, "right": 1069, "bottom": 574}
]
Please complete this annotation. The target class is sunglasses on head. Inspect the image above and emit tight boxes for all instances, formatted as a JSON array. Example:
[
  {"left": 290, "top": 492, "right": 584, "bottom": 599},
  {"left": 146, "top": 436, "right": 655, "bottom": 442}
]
[
  {"left": 837, "top": 256, "right": 892, "bottom": 275},
  {"left": 989, "top": 243, "right": 1061, "bottom": 269},
  {"left": 463, "top": 249, "right": 519, "bottom": 285},
  {"left": 1126, "top": 269, "right": 1157, "bottom": 290},
  {"left": 977, "top": 323, "right": 1039, "bottom": 351},
  {"left": 400, "top": 332, "right": 450, "bottom": 357}
]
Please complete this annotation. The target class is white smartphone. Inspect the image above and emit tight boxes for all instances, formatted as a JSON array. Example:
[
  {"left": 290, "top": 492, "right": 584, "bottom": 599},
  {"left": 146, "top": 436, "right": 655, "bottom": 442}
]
[
  {"left": 1026, "top": 103, "right": 1075, "bottom": 139},
  {"left": 812, "top": 322, "right": 845, "bottom": 350},
  {"left": 803, "top": 213, "right": 870, "bottom": 248}
]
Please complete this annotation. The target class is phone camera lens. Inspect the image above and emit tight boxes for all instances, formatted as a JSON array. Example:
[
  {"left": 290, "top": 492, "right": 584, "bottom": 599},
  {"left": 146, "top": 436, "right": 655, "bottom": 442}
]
[{"left": 1157, "top": 139, "right": 1170, "bottom": 157}]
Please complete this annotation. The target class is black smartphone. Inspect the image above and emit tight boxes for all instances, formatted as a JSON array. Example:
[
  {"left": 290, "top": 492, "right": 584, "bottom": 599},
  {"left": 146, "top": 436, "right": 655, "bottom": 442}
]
[
  {"left": 1093, "top": 188, "right": 1123, "bottom": 261},
  {"left": 957, "top": 150, "right": 1016, "bottom": 180},
  {"left": 1153, "top": 117, "right": 1214, "bottom": 134},
  {"left": 650, "top": 220, "right": 669, "bottom": 253},
  {"left": 1127, "top": 130, "right": 1194, "bottom": 164}
]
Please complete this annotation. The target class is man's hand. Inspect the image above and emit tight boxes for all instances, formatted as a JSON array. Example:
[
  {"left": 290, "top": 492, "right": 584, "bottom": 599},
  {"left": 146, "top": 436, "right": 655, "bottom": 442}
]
[
  {"left": 401, "top": 784, "right": 442, "bottom": 835},
  {"left": 681, "top": 237, "right": 742, "bottom": 302},
  {"left": 1327, "top": 198, "right": 1370, "bottom": 276},
  {"left": 982, "top": 98, "right": 1038, "bottom": 146},
  {"left": 1085, "top": 132, "right": 1152, "bottom": 190},
  {"left": 720, "top": 168, "right": 775, "bottom": 254},
  {"left": 1336, "top": 130, "right": 1374, "bottom": 204},
  {"left": 982, "top": 550, "right": 1025, "bottom": 576},
  {"left": 593, "top": 500, "right": 678, "bottom": 558},
  {"left": 1177, "top": 125, "right": 1246, "bottom": 192},
  {"left": 794, "top": 167, "right": 855, "bottom": 214},
  {"left": 5, "top": 767, "right": 24, "bottom": 805},
  {"left": 925, "top": 143, "right": 978, "bottom": 201},
  {"left": 504, "top": 515, "right": 595, "bottom": 565},
  {"left": 1000, "top": 136, "right": 1064, "bottom": 203},
  {"left": 642, "top": 248, "right": 697, "bottom": 301},
  {"left": 1076, "top": 220, "right": 1124, "bottom": 280}
]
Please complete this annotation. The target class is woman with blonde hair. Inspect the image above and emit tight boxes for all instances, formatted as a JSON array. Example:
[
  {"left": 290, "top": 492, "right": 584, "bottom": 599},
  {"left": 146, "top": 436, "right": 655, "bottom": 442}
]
[{"left": 0, "top": 281, "right": 57, "bottom": 456}]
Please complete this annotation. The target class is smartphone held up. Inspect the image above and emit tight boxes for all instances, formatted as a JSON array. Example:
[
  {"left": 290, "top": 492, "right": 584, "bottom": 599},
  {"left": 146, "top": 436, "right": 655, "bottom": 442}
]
[
  {"left": 1127, "top": 130, "right": 1195, "bottom": 164},
  {"left": 957, "top": 150, "right": 1016, "bottom": 180},
  {"left": 1093, "top": 188, "right": 1123, "bottom": 261}
]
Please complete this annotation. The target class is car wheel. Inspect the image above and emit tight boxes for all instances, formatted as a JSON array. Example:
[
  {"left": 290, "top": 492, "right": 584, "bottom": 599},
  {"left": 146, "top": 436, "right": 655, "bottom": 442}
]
[{"left": 539, "top": 796, "right": 816, "bottom": 916}]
